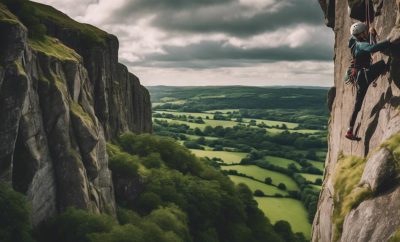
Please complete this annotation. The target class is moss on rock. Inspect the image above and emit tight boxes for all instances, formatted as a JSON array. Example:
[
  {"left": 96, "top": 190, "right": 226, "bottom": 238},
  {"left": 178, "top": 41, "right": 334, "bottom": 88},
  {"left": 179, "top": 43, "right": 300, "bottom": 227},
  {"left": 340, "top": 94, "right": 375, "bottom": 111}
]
[
  {"left": 389, "top": 229, "right": 400, "bottom": 242},
  {"left": 27, "top": 1, "right": 108, "bottom": 46},
  {"left": 0, "top": 3, "right": 21, "bottom": 24},
  {"left": 70, "top": 101, "right": 94, "bottom": 126},
  {"left": 332, "top": 154, "right": 370, "bottom": 241},
  {"left": 28, "top": 36, "right": 81, "bottom": 61}
]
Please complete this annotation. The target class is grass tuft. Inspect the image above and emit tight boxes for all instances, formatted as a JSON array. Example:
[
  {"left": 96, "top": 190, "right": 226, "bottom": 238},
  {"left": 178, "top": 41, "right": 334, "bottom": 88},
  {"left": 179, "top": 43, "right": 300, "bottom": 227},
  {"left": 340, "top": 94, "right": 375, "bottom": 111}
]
[
  {"left": 389, "top": 229, "right": 400, "bottom": 242},
  {"left": 28, "top": 1, "right": 108, "bottom": 46},
  {"left": 28, "top": 35, "right": 81, "bottom": 61},
  {"left": 70, "top": 101, "right": 94, "bottom": 126},
  {"left": 332, "top": 154, "right": 370, "bottom": 241},
  {"left": 0, "top": 3, "right": 20, "bottom": 23}
]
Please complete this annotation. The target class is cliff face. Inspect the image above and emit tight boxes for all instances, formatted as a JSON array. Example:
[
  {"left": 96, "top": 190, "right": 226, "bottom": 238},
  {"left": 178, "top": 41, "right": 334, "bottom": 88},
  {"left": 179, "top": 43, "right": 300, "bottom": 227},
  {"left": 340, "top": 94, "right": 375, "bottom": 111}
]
[
  {"left": 0, "top": 3, "right": 152, "bottom": 226},
  {"left": 314, "top": 1, "right": 400, "bottom": 241}
]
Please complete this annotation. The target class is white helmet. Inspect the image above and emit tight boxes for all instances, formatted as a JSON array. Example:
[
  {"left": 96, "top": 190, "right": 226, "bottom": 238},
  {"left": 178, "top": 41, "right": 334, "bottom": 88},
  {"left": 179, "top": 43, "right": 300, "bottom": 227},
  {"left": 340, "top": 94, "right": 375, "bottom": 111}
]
[{"left": 350, "top": 22, "right": 367, "bottom": 36}]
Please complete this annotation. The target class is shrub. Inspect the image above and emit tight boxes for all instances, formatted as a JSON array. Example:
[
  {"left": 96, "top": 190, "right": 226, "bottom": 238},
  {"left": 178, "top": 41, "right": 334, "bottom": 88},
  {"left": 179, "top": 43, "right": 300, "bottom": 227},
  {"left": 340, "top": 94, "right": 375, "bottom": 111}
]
[
  {"left": 254, "top": 190, "right": 265, "bottom": 197},
  {"left": 278, "top": 183, "right": 287, "bottom": 190},
  {"left": 332, "top": 154, "right": 369, "bottom": 241},
  {"left": 136, "top": 192, "right": 162, "bottom": 214},
  {"left": 0, "top": 183, "right": 33, "bottom": 242},
  {"left": 264, "top": 177, "right": 272, "bottom": 185},
  {"left": 109, "top": 152, "right": 139, "bottom": 177},
  {"left": 141, "top": 153, "right": 162, "bottom": 169},
  {"left": 35, "top": 208, "right": 115, "bottom": 242}
]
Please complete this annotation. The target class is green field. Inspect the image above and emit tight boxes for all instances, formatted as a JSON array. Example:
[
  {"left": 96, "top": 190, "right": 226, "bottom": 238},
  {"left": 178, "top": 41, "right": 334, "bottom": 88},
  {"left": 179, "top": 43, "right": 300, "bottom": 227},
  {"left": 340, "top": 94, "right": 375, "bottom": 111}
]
[
  {"left": 255, "top": 197, "right": 311, "bottom": 238},
  {"left": 149, "top": 86, "right": 328, "bottom": 238},
  {"left": 184, "top": 134, "right": 219, "bottom": 141},
  {"left": 155, "top": 111, "right": 317, "bottom": 133},
  {"left": 228, "top": 175, "right": 288, "bottom": 196},
  {"left": 265, "top": 156, "right": 301, "bottom": 169},
  {"left": 221, "top": 165, "right": 299, "bottom": 191},
  {"left": 298, "top": 173, "right": 323, "bottom": 183},
  {"left": 311, "top": 185, "right": 322, "bottom": 191},
  {"left": 242, "top": 118, "right": 298, "bottom": 129},
  {"left": 155, "top": 110, "right": 213, "bottom": 119},
  {"left": 205, "top": 109, "right": 240, "bottom": 114},
  {"left": 307, "top": 160, "right": 325, "bottom": 170},
  {"left": 190, "top": 150, "right": 247, "bottom": 164},
  {"left": 316, "top": 151, "right": 327, "bottom": 160},
  {"left": 154, "top": 118, "right": 238, "bottom": 130},
  {"left": 265, "top": 128, "right": 321, "bottom": 134}
]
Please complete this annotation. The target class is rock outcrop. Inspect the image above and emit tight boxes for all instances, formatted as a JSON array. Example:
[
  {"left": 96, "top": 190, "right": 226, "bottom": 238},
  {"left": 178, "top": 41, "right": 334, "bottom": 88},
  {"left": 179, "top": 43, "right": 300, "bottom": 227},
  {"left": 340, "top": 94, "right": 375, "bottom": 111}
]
[
  {"left": 0, "top": 3, "right": 152, "bottom": 226},
  {"left": 313, "top": 1, "right": 400, "bottom": 241}
]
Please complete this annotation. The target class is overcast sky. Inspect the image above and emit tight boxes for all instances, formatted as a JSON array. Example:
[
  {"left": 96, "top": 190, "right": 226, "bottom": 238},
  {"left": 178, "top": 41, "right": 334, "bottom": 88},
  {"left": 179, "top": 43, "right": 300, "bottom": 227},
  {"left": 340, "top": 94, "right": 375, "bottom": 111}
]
[{"left": 34, "top": 0, "right": 334, "bottom": 87}]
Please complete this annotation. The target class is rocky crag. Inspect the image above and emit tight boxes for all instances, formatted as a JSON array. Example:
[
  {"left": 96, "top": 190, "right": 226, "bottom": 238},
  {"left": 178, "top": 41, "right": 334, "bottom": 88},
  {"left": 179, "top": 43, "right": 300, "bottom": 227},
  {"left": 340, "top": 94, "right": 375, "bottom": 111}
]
[
  {"left": 314, "top": 0, "right": 400, "bottom": 241},
  {"left": 0, "top": 2, "right": 152, "bottom": 226}
]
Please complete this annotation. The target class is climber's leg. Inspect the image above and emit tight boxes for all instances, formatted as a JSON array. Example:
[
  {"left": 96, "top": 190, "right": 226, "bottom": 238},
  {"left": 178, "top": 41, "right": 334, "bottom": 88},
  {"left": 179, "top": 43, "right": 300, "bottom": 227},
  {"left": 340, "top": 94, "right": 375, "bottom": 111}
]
[
  {"left": 347, "top": 72, "right": 368, "bottom": 140},
  {"left": 349, "top": 86, "right": 367, "bottom": 130},
  {"left": 366, "top": 60, "right": 387, "bottom": 84}
]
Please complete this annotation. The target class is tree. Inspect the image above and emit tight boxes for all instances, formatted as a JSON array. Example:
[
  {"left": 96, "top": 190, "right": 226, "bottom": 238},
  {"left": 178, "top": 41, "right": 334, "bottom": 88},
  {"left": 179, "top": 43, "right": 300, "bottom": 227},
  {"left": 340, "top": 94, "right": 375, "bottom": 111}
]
[
  {"left": 273, "top": 221, "right": 296, "bottom": 242},
  {"left": 0, "top": 183, "right": 33, "bottom": 242},
  {"left": 197, "top": 137, "right": 206, "bottom": 145},
  {"left": 305, "top": 150, "right": 318, "bottom": 160},
  {"left": 254, "top": 190, "right": 265, "bottom": 197},
  {"left": 194, "top": 128, "right": 203, "bottom": 136},
  {"left": 278, "top": 183, "right": 286, "bottom": 191},
  {"left": 315, "top": 178, "right": 323, "bottom": 186},
  {"left": 136, "top": 192, "right": 162, "bottom": 214},
  {"left": 264, "top": 177, "right": 273, "bottom": 185}
]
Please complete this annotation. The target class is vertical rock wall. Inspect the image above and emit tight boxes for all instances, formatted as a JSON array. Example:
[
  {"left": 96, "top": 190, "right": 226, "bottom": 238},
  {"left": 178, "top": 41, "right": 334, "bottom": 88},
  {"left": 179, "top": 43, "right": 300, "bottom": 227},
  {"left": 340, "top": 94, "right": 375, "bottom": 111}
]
[
  {"left": 0, "top": 3, "right": 152, "bottom": 226},
  {"left": 314, "top": 1, "right": 400, "bottom": 241}
]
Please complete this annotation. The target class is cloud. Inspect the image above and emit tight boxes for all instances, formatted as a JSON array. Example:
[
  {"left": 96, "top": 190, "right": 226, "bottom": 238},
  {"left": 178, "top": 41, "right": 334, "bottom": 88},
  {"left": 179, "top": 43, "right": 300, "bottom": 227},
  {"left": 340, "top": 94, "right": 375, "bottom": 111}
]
[
  {"left": 32, "top": 0, "right": 334, "bottom": 86},
  {"left": 132, "top": 61, "right": 334, "bottom": 87},
  {"left": 122, "top": 24, "right": 334, "bottom": 69},
  {"left": 113, "top": 0, "right": 325, "bottom": 37}
]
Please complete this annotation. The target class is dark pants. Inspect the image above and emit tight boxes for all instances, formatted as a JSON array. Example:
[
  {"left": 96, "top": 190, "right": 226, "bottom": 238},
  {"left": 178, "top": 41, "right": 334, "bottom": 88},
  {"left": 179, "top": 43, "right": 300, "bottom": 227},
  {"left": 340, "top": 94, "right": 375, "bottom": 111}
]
[{"left": 349, "top": 60, "right": 387, "bottom": 129}]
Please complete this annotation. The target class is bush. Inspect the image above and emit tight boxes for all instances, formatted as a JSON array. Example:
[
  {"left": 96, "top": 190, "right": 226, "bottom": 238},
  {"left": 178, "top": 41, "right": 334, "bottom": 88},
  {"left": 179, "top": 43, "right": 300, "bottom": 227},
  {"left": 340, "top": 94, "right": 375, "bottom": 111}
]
[
  {"left": 109, "top": 152, "right": 139, "bottom": 177},
  {"left": 254, "top": 190, "right": 265, "bottom": 197},
  {"left": 35, "top": 208, "right": 115, "bottom": 242},
  {"left": 142, "top": 153, "right": 162, "bottom": 169},
  {"left": 136, "top": 192, "right": 162, "bottom": 214},
  {"left": 278, "top": 183, "right": 287, "bottom": 190},
  {"left": 0, "top": 183, "right": 33, "bottom": 242},
  {"left": 264, "top": 177, "right": 272, "bottom": 185}
]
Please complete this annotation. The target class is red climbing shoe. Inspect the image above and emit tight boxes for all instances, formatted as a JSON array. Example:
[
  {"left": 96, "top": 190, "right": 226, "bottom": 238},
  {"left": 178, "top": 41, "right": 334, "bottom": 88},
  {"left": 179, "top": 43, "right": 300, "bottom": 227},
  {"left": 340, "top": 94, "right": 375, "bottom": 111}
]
[{"left": 345, "top": 129, "right": 358, "bottom": 140}]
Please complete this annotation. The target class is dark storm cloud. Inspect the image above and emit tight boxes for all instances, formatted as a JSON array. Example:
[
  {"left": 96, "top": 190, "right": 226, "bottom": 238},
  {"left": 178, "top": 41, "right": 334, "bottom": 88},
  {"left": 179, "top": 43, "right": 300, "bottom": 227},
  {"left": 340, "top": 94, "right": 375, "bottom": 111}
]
[
  {"left": 114, "top": 0, "right": 324, "bottom": 37},
  {"left": 126, "top": 40, "right": 333, "bottom": 69}
]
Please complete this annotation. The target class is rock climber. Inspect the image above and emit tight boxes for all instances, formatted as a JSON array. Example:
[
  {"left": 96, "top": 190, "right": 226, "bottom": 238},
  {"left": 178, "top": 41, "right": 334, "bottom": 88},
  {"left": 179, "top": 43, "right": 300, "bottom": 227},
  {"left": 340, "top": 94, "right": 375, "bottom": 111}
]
[{"left": 345, "top": 22, "right": 391, "bottom": 140}]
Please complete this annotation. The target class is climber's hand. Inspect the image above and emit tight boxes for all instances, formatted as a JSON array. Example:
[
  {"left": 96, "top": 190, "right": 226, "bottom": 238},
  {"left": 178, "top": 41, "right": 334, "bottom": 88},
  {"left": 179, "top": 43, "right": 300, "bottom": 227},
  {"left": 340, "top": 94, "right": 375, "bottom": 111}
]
[
  {"left": 388, "top": 28, "right": 400, "bottom": 44},
  {"left": 369, "top": 27, "right": 377, "bottom": 37}
]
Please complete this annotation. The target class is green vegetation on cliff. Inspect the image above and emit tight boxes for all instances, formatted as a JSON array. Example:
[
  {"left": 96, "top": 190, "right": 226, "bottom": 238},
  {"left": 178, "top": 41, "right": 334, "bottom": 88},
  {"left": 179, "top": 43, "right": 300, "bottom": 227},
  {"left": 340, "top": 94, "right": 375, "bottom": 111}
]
[
  {"left": 0, "top": 183, "right": 33, "bottom": 242},
  {"left": 0, "top": 2, "right": 21, "bottom": 24},
  {"left": 1, "top": 0, "right": 108, "bottom": 46},
  {"left": 29, "top": 36, "right": 81, "bottom": 61},
  {"left": 35, "top": 133, "right": 308, "bottom": 242},
  {"left": 28, "top": 1, "right": 108, "bottom": 46},
  {"left": 332, "top": 155, "right": 371, "bottom": 241}
]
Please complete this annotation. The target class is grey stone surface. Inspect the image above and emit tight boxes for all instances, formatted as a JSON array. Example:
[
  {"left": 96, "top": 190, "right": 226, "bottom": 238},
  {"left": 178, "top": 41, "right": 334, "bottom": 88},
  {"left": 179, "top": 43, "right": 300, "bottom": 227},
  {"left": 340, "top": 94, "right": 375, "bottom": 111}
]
[
  {"left": 360, "top": 148, "right": 396, "bottom": 193},
  {"left": 0, "top": 4, "right": 151, "bottom": 226},
  {"left": 313, "top": 0, "right": 400, "bottom": 241},
  {"left": 341, "top": 187, "right": 400, "bottom": 242}
]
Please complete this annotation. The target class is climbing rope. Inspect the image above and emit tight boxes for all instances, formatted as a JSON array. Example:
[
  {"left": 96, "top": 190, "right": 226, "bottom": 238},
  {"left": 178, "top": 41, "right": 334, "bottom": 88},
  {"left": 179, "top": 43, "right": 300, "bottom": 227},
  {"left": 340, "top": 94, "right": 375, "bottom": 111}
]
[{"left": 365, "top": 0, "right": 378, "bottom": 44}]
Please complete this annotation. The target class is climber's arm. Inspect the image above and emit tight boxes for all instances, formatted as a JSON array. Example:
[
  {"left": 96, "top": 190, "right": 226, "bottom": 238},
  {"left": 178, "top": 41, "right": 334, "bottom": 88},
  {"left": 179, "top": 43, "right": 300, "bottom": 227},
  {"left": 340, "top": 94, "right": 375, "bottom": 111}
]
[{"left": 359, "top": 40, "right": 390, "bottom": 54}]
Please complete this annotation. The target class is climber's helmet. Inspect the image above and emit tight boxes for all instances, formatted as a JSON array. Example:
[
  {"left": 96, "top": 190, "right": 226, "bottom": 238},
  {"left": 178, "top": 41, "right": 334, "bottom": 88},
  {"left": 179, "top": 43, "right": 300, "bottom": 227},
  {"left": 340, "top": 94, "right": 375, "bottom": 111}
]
[{"left": 350, "top": 22, "right": 367, "bottom": 37}]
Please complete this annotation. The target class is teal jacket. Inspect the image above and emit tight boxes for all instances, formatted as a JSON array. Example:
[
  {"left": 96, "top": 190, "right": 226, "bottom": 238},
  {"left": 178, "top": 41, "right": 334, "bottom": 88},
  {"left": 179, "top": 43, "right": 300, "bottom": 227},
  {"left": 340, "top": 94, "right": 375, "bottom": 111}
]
[{"left": 348, "top": 37, "right": 390, "bottom": 68}]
